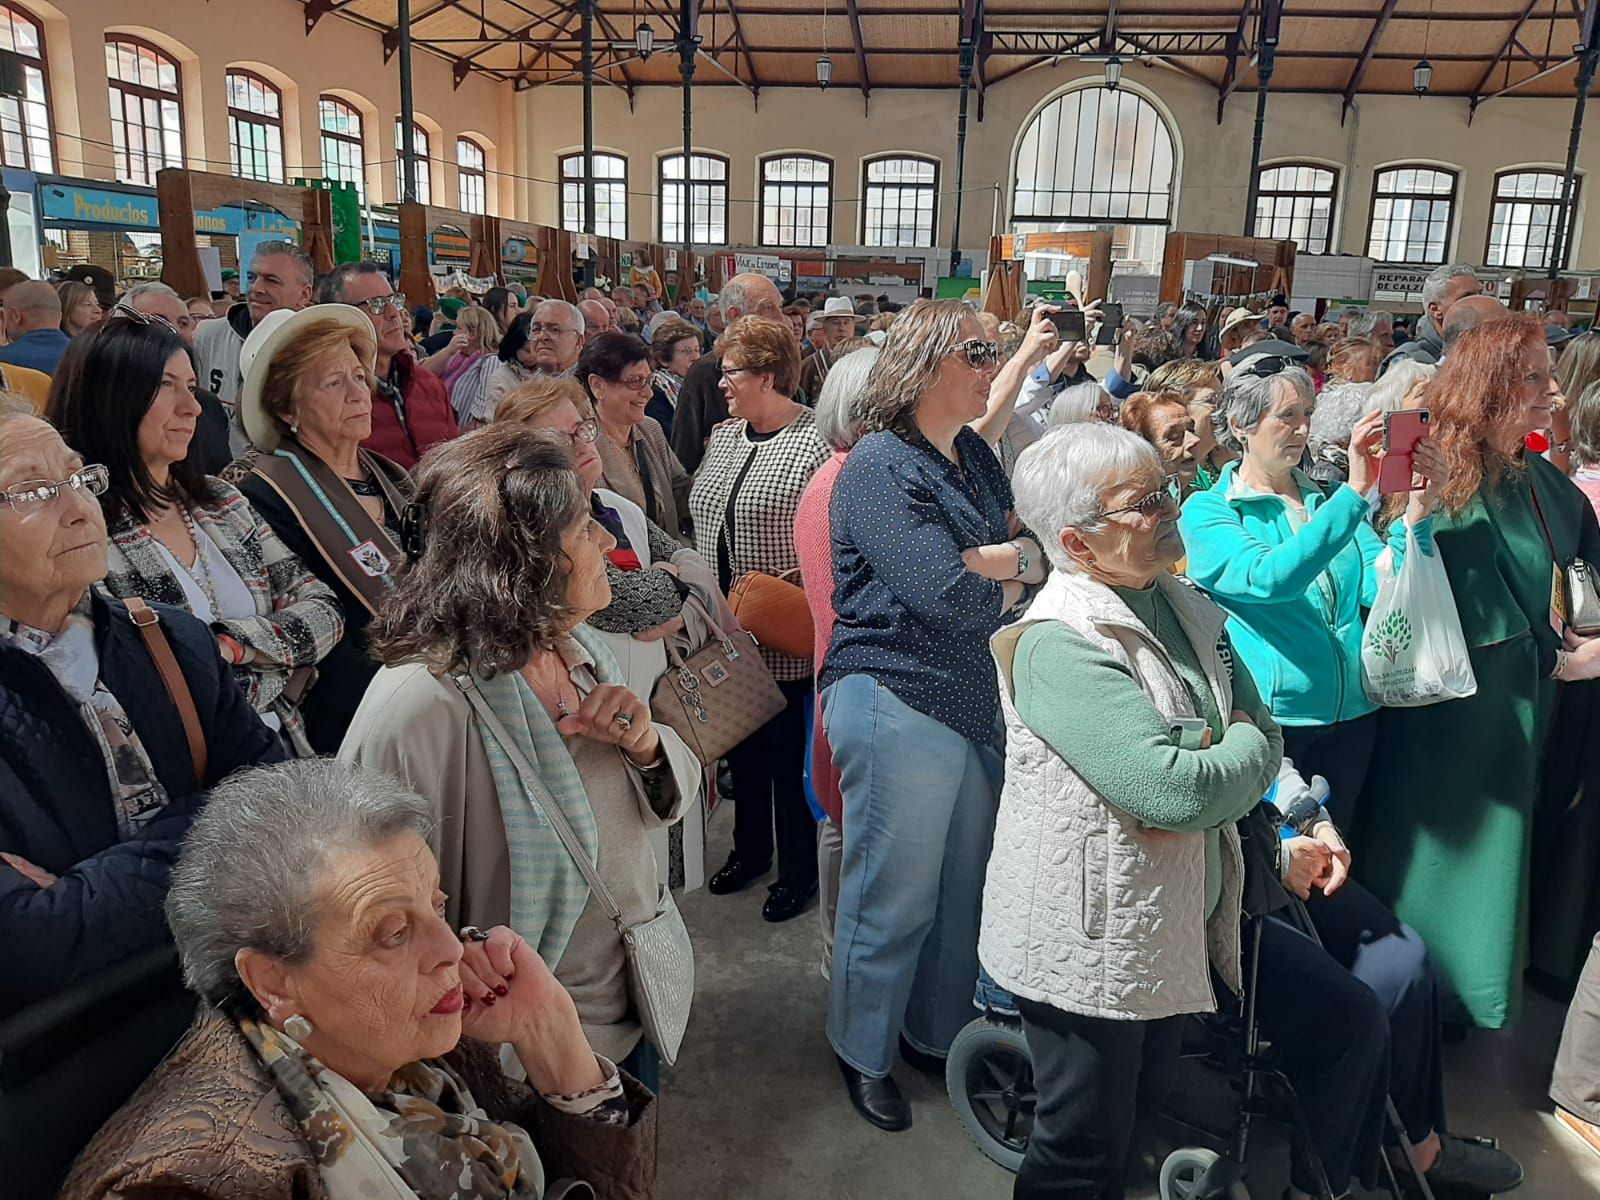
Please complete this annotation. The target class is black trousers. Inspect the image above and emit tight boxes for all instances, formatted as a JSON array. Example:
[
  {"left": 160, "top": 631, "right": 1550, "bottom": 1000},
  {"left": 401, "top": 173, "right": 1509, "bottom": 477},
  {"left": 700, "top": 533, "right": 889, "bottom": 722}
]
[
  {"left": 1013, "top": 999, "right": 1183, "bottom": 1200},
  {"left": 726, "top": 678, "right": 817, "bottom": 889},
  {"left": 1279, "top": 712, "right": 1378, "bottom": 826}
]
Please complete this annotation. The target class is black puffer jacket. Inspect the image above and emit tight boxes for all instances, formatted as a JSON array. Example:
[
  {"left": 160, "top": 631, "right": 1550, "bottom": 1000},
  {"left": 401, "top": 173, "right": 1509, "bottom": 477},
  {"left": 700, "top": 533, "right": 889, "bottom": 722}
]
[{"left": 0, "top": 592, "right": 283, "bottom": 1017}]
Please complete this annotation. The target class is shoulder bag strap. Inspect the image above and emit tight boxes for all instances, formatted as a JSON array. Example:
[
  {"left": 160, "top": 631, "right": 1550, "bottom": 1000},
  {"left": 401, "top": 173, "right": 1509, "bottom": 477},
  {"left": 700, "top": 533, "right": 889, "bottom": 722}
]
[
  {"left": 121, "top": 598, "right": 209, "bottom": 783},
  {"left": 450, "top": 675, "right": 626, "bottom": 928},
  {"left": 1529, "top": 473, "right": 1561, "bottom": 566}
]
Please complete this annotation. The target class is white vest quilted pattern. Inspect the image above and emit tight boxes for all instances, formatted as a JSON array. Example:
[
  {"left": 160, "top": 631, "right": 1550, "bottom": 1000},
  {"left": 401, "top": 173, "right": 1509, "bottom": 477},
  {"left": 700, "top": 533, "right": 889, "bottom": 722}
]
[{"left": 979, "top": 569, "right": 1245, "bottom": 1022}]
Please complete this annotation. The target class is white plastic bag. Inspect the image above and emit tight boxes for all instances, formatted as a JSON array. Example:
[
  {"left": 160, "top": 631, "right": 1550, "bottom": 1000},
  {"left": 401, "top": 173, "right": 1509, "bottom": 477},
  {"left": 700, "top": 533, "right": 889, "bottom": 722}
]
[{"left": 1361, "top": 523, "right": 1477, "bottom": 707}]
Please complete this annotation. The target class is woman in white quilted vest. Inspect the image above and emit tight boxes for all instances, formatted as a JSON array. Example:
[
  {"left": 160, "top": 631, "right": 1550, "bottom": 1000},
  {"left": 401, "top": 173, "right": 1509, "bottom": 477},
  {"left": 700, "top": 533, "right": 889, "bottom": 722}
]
[{"left": 983, "top": 422, "right": 1521, "bottom": 1200}]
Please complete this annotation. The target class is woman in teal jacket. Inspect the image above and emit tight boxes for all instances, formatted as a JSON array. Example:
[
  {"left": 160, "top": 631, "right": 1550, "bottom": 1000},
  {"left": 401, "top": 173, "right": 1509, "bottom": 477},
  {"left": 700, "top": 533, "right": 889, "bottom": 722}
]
[{"left": 1180, "top": 360, "right": 1444, "bottom": 817}]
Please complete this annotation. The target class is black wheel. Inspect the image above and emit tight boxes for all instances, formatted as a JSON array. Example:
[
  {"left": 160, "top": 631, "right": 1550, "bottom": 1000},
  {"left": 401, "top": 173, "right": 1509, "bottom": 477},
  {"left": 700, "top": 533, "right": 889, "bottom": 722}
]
[{"left": 946, "top": 1017, "right": 1036, "bottom": 1173}]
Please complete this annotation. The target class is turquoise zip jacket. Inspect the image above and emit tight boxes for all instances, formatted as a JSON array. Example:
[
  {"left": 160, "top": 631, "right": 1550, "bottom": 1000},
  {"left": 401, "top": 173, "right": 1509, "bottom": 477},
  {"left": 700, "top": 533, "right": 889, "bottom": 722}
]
[{"left": 1179, "top": 461, "right": 1430, "bottom": 727}]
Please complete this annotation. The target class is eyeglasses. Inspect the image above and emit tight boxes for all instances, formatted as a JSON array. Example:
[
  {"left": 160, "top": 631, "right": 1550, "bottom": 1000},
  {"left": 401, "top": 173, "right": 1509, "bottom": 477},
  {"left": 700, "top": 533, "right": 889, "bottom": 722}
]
[
  {"left": 529, "top": 321, "right": 579, "bottom": 337},
  {"left": 564, "top": 417, "right": 600, "bottom": 445},
  {"left": 720, "top": 366, "right": 756, "bottom": 380},
  {"left": 107, "top": 304, "right": 184, "bottom": 337},
  {"left": 2, "top": 463, "right": 109, "bottom": 514},
  {"left": 1099, "top": 474, "right": 1182, "bottom": 521},
  {"left": 949, "top": 339, "right": 1003, "bottom": 370},
  {"left": 353, "top": 293, "right": 408, "bottom": 317},
  {"left": 612, "top": 372, "right": 654, "bottom": 393},
  {"left": 1231, "top": 354, "right": 1300, "bottom": 382}
]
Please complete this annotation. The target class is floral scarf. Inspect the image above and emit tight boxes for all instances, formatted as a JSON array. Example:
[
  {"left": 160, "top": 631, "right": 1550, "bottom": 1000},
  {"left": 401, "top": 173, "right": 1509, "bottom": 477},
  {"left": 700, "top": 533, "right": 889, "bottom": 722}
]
[{"left": 239, "top": 1014, "right": 545, "bottom": 1200}]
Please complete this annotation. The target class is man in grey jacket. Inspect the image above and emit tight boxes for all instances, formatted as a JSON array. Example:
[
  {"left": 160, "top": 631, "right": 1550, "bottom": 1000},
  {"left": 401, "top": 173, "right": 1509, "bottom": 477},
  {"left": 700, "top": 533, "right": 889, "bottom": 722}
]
[
  {"left": 1378, "top": 263, "right": 1481, "bottom": 377},
  {"left": 193, "top": 240, "right": 314, "bottom": 453}
]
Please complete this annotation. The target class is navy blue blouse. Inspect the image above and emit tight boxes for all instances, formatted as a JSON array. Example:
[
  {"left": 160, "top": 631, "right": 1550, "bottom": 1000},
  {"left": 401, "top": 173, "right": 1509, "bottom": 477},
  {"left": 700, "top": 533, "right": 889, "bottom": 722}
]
[{"left": 822, "top": 426, "right": 1013, "bottom": 744}]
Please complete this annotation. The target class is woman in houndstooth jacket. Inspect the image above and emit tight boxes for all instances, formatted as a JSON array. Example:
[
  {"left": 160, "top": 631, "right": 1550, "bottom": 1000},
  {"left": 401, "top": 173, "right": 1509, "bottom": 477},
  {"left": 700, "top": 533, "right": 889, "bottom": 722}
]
[{"left": 689, "top": 316, "right": 831, "bottom": 925}]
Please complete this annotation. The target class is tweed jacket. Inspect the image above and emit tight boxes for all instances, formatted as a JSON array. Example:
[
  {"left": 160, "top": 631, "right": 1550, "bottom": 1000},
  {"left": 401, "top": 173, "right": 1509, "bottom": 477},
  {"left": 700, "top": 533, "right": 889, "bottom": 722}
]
[
  {"left": 688, "top": 409, "right": 831, "bottom": 681},
  {"left": 595, "top": 417, "right": 692, "bottom": 543},
  {"left": 979, "top": 569, "right": 1246, "bottom": 1021},
  {"left": 99, "top": 479, "right": 344, "bottom": 753},
  {"left": 60, "top": 1008, "right": 658, "bottom": 1200}
]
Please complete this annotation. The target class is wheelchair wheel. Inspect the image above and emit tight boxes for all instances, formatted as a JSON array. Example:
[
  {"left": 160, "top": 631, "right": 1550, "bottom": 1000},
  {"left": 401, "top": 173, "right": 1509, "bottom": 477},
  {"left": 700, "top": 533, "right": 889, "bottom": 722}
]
[
  {"left": 1159, "top": 1146, "right": 1251, "bottom": 1200},
  {"left": 946, "top": 1017, "right": 1035, "bottom": 1173}
]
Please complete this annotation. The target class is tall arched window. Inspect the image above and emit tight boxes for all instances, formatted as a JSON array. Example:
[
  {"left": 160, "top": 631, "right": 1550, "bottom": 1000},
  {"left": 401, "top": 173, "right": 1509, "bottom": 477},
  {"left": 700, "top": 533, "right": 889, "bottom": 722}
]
[
  {"left": 659, "top": 152, "right": 728, "bottom": 245},
  {"left": 105, "top": 36, "right": 185, "bottom": 186},
  {"left": 1253, "top": 163, "right": 1338, "bottom": 255},
  {"left": 1011, "top": 86, "right": 1176, "bottom": 276},
  {"left": 0, "top": 4, "right": 52, "bottom": 172},
  {"left": 560, "top": 152, "right": 628, "bottom": 239},
  {"left": 395, "top": 120, "right": 431, "bottom": 204},
  {"left": 457, "top": 137, "right": 487, "bottom": 214},
  {"left": 1486, "top": 169, "right": 1579, "bottom": 271},
  {"left": 862, "top": 155, "right": 937, "bottom": 247},
  {"left": 760, "top": 154, "right": 832, "bottom": 248},
  {"left": 1366, "top": 166, "right": 1457, "bottom": 265},
  {"left": 319, "top": 97, "right": 364, "bottom": 194},
  {"left": 227, "top": 70, "right": 284, "bottom": 183}
]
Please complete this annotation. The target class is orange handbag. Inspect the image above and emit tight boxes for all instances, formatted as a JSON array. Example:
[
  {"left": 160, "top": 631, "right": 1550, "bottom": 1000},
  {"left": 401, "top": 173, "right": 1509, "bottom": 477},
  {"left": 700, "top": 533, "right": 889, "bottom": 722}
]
[{"left": 728, "top": 568, "right": 814, "bottom": 660}]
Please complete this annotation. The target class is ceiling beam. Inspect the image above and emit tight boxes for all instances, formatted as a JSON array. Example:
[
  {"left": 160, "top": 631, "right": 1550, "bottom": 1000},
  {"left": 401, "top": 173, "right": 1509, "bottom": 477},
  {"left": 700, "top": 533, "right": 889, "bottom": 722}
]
[
  {"left": 1217, "top": 1, "right": 1254, "bottom": 123},
  {"left": 845, "top": 0, "right": 871, "bottom": 98},
  {"left": 722, "top": 0, "right": 765, "bottom": 92},
  {"left": 1468, "top": 0, "right": 1544, "bottom": 110},
  {"left": 1342, "top": 0, "right": 1399, "bottom": 124},
  {"left": 1101, "top": 0, "right": 1120, "bottom": 55},
  {"left": 589, "top": 6, "right": 641, "bottom": 100}
]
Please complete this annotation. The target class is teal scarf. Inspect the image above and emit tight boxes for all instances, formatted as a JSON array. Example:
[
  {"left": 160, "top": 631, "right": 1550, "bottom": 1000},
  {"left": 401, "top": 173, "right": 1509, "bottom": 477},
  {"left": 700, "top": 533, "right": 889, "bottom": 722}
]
[{"left": 472, "top": 624, "right": 625, "bottom": 968}]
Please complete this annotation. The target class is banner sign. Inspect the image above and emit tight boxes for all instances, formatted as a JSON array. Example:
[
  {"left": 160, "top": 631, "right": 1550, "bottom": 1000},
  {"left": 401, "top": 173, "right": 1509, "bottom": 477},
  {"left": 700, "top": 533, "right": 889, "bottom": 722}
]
[{"left": 39, "top": 181, "right": 298, "bottom": 237}]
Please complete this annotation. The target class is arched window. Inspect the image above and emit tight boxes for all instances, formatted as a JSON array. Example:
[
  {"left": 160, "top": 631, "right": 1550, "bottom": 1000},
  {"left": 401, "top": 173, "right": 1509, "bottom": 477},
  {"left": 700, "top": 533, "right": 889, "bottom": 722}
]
[
  {"left": 1486, "top": 169, "right": 1579, "bottom": 271},
  {"left": 659, "top": 152, "right": 728, "bottom": 245},
  {"left": 227, "top": 70, "right": 283, "bottom": 183},
  {"left": 861, "top": 155, "right": 937, "bottom": 248},
  {"left": 760, "top": 154, "right": 832, "bottom": 248},
  {"left": 457, "top": 138, "right": 487, "bottom": 214},
  {"left": 105, "top": 36, "right": 185, "bottom": 186},
  {"left": 0, "top": 5, "right": 52, "bottom": 172},
  {"left": 560, "top": 152, "right": 627, "bottom": 239},
  {"left": 1012, "top": 86, "right": 1175, "bottom": 275},
  {"left": 395, "top": 120, "right": 431, "bottom": 204},
  {"left": 319, "top": 96, "right": 364, "bottom": 194},
  {"left": 1253, "top": 163, "right": 1338, "bottom": 255},
  {"left": 1366, "top": 166, "right": 1458, "bottom": 265}
]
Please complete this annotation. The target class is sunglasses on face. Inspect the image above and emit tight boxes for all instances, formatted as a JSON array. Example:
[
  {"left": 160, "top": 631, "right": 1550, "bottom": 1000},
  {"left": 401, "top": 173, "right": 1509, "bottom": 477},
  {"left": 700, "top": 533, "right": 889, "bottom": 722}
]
[
  {"left": 107, "top": 304, "right": 183, "bottom": 337},
  {"left": 1232, "top": 355, "right": 1300, "bottom": 382},
  {"left": 1100, "top": 474, "right": 1182, "bottom": 521},
  {"left": 949, "top": 339, "right": 1002, "bottom": 370}
]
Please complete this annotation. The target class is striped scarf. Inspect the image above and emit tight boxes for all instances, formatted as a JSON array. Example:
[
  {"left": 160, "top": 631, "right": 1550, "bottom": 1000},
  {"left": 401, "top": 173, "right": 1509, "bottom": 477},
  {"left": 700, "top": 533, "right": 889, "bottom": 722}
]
[{"left": 472, "top": 624, "right": 624, "bottom": 968}]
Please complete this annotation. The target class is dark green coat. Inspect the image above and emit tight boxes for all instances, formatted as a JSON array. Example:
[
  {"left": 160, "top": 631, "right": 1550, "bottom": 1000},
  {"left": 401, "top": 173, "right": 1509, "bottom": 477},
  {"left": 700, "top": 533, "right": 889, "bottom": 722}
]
[{"left": 1355, "top": 455, "right": 1600, "bottom": 1029}]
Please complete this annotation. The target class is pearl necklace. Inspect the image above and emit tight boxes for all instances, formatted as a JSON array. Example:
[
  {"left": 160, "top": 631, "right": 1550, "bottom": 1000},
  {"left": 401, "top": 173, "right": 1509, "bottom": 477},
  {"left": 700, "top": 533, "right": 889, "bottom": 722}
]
[{"left": 164, "top": 503, "right": 219, "bottom": 615}]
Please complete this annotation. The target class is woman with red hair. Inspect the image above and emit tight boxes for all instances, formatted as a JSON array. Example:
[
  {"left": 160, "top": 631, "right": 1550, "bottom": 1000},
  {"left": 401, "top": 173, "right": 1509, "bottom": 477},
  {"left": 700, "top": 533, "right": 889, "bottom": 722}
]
[{"left": 1357, "top": 315, "right": 1600, "bottom": 1030}]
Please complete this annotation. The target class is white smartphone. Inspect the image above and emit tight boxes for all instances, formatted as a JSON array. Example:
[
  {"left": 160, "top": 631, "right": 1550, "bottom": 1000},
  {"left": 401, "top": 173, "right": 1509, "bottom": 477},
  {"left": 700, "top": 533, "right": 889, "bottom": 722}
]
[{"left": 1169, "top": 717, "right": 1210, "bottom": 751}]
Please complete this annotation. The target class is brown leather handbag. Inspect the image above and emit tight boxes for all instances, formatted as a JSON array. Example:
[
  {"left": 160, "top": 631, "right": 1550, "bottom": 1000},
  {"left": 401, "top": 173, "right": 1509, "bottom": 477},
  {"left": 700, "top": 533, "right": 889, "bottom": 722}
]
[
  {"left": 727, "top": 568, "right": 814, "bottom": 660},
  {"left": 122, "top": 598, "right": 208, "bottom": 782},
  {"left": 651, "top": 598, "right": 786, "bottom": 765}
]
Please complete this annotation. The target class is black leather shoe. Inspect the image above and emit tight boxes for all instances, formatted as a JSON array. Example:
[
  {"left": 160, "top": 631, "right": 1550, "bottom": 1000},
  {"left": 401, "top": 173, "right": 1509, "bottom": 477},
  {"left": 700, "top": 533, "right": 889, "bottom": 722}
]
[
  {"left": 898, "top": 1034, "right": 946, "bottom": 1075},
  {"left": 837, "top": 1055, "right": 912, "bottom": 1131},
  {"left": 708, "top": 854, "right": 769, "bottom": 896},
  {"left": 761, "top": 879, "right": 818, "bottom": 923}
]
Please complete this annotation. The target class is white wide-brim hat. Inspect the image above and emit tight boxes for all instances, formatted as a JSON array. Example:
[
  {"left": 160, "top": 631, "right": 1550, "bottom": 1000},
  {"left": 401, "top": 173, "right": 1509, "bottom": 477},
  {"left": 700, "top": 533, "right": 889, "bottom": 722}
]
[{"left": 238, "top": 303, "right": 378, "bottom": 453}]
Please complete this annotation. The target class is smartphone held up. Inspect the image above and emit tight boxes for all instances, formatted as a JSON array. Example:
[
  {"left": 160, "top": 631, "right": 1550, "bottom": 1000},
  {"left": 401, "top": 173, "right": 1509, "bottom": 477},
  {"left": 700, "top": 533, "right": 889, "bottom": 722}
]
[{"left": 1378, "top": 409, "right": 1431, "bottom": 495}]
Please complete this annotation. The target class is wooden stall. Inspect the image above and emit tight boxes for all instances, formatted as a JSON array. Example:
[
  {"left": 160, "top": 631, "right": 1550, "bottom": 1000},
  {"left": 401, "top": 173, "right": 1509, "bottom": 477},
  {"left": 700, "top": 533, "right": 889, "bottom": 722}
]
[
  {"left": 1158, "top": 233, "right": 1297, "bottom": 306},
  {"left": 985, "top": 231, "right": 1115, "bottom": 320},
  {"left": 156, "top": 169, "right": 335, "bottom": 299}
]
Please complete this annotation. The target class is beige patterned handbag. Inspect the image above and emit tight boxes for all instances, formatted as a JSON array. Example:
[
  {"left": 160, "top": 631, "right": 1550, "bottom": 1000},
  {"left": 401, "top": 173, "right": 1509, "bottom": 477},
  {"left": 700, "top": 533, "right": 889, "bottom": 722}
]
[{"left": 650, "top": 596, "right": 787, "bottom": 766}]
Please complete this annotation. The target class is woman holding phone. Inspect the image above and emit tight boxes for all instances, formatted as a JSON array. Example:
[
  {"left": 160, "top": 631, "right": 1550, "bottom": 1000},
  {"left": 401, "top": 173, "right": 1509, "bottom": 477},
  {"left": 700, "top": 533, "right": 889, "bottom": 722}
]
[{"left": 1178, "top": 353, "right": 1444, "bottom": 814}]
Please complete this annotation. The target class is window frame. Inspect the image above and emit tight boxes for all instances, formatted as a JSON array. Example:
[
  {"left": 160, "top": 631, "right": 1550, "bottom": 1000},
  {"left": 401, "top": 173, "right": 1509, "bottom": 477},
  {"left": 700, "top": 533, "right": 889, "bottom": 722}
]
[
  {"left": 318, "top": 95, "right": 365, "bottom": 195},
  {"left": 1252, "top": 161, "right": 1339, "bottom": 255},
  {"left": 225, "top": 68, "right": 284, "bottom": 184},
  {"left": 104, "top": 34, "right": 186, "bottom": 187},
  {"left": 758, "top": 152, "right": 834, "bottom": 248},
  {"left": 1365, "top": 164, "right": 1459, "bottom": 266},
  {"left": 0, "top": 3, "right": 53, "bottom": 173},
  {"left": 1484, "top": 168, "right": 1581, "bottom": 271},
  {"left": 394, "top": 119, "right": 432, "bottom": 204},
  {"left": 657, "top": 151, "right": 730, "bottom": 246},
  {"left": 1010, "top": 85, "right": 1176, "bottom": 226},
  {"left": 457, "top": 136, "right": 487, "bottom": 214},
  {"left": 559, "top": 151, "right": 629, "bottom": 240},
  {"left": 860, "top": 153, "right": 938, "bottom": 248}
]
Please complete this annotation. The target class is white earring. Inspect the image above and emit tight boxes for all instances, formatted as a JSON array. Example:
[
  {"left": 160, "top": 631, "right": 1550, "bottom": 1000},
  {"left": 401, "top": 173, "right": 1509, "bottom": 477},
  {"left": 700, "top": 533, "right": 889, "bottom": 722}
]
[{"left": 284, "top": 1014, "right": 314, "bottom": 1041}]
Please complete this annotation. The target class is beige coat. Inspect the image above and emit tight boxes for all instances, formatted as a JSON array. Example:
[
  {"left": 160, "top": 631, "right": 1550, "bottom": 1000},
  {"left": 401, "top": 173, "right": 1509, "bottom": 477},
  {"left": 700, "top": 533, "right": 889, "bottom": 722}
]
[
  {"left": 595, "top": 417, "right": 692, "bottom": 543},
  {"left": 338, "top": 661, "right": 702, "bottom": 1060}
]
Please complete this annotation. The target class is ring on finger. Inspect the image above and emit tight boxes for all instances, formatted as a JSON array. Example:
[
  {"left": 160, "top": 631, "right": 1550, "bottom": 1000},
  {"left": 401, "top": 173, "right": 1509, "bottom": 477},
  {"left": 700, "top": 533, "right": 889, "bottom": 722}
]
[
  {"left": 612, "top": 710, "right": 634, "bottom": 732},
  {"left": 459, "top": 925, "right": 491, "bottom": 943}
]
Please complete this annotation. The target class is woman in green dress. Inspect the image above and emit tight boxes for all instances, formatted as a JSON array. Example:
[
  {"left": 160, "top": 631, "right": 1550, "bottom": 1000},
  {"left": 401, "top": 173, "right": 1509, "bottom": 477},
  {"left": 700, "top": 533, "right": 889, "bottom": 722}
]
[{"left": 1357, "top": 314, "right": 1600, "bottom": 1030}]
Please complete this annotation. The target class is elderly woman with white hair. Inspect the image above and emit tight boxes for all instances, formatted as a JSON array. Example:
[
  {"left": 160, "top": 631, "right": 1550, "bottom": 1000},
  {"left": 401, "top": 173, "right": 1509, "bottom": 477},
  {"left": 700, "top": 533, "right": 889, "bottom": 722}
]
[
  {"left": 1045, "top": 379, "right": 1115, "bottom": 427},
  {"left": 62, "top": 759, "right": 657, "bottom": 1200},
  {"left": 1180, "top": 360, "right": 1445, "bottom": 813}
]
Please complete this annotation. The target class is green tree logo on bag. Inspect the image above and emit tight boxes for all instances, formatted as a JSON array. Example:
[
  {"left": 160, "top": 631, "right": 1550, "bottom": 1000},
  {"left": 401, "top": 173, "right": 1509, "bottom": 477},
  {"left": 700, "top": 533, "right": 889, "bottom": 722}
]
[{"left": 1367, "top": 610, "right": 1413, "bottom": 664}]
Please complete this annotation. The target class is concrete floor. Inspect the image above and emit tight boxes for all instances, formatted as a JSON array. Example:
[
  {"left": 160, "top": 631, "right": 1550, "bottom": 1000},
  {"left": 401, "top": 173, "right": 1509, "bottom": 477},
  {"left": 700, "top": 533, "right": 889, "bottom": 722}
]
[{"left": 657, "top": 806, "right": 1600, "bottom": 1199}]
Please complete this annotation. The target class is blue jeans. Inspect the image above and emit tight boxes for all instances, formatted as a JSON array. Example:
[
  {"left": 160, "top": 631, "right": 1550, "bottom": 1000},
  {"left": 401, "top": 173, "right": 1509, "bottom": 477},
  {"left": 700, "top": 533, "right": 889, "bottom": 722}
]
[{"left": 822, "top": 674, "right": 1002, "bottom": 1077}]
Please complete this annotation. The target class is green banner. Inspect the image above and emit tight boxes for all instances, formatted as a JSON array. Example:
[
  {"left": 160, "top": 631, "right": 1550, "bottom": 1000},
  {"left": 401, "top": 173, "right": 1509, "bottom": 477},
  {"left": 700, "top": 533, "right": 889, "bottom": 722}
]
[{"left": 297, "top": 178, "right": 362, "bottom": 265}]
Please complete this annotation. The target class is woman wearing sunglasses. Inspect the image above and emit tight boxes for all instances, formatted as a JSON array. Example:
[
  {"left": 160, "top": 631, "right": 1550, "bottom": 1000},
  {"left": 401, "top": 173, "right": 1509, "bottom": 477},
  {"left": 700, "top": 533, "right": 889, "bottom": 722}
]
[
  {"left": 1179, "top": 356, "right": 1444, "bottom": 814},
  {"left": 47, "top": 314, "right": 345, "bottom": 756},
  {"left": 820, "top": 299, "right": 1045, "bottom": 1132}
]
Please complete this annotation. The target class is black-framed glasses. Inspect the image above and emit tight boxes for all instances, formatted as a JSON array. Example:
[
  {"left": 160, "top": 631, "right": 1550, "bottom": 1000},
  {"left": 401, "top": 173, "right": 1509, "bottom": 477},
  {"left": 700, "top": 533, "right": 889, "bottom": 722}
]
[
  {"left": 720, "top": 365, "right": 756, "bottom": 380},
  {"left": 354, "top": 293, "right": 408, "bottom": 317},
  {"left": 107, "top": 304, "right": 183, "bottom": 337},
  {"left": 1100, "top": 474, "right": 1182, "bottom": 521},
  {"left": 949, "top": 339, "right": 1002, "bottom": 370},
  {"left": 2, "top": 463, "right": 109, "bottom": 514}
]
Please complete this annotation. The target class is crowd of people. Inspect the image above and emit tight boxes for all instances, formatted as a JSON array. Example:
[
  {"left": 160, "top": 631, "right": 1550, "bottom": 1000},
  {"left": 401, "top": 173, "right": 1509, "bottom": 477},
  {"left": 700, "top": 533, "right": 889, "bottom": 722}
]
[{"left": 4, "top": 244, "right": 1600, "bottom": 1200}]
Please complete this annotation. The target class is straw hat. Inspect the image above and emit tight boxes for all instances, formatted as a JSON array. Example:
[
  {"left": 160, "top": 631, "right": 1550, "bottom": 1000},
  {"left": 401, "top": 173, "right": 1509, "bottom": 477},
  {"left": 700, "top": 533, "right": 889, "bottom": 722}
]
[{"left": 237, "top": 304, "right": 377, "bottom": 453}]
